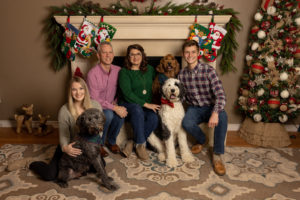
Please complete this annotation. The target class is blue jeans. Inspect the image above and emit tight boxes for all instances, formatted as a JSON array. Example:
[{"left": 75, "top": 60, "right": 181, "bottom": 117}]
[
  {"left": 102, "top": 109, "right": 125, "bottom": 145},
  {"left": 120, "top": 102, "right": 159, "bottom": 144},
  {"left": 182, "top": 106, "right": 228, "bottom": 154}
]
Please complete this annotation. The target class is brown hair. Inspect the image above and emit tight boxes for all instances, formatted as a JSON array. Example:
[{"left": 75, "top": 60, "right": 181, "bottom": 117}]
[
  {"left": 182, "top": 40, "right": 200, "bottom": 52},
  {"left": 124, "top": 44, "right": 148, "bottom": 73},
  {"left": 68, "top": 76, "right": 92, "bottom": 120}
]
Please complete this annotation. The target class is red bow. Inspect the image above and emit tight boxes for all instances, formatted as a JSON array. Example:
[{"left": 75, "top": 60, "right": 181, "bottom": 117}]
[{"left": 161, "top": 98, "right": 174, "bottom": 108}]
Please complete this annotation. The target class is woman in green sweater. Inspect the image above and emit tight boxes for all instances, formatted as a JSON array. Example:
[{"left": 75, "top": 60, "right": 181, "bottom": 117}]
[{"left": 119, "top": 44, "right": 160, "bottom": 160}]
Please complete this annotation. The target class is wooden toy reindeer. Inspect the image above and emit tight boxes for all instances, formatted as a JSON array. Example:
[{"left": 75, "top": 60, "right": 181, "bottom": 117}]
[
  {"left": 37, "top": 114, "right": 53, "bottom": 136},
  {"left": 14, "top": 104, "right": 33, "bottom": 134}
]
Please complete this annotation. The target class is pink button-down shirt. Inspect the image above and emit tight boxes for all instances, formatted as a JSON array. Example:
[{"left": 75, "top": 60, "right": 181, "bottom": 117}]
[{"left": 87, "top": 64, "right": 121, "bottom": 110}]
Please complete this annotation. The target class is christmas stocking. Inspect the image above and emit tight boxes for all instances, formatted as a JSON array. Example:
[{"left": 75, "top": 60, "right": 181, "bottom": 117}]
[
  {"left": 61, "top": 17, "right": 78, "bottom": 61},
  {"left": 188, "top": 23, "right": 210, "bottom": 59},
  {"left": 94, "top": 17, "right": 117, "bottom": 49},
  {"left": 203, "top": 22, "right": 227, "bottom": 62},
  {"left": 75, "top": 19, "right": 98, "bottom": 58}
]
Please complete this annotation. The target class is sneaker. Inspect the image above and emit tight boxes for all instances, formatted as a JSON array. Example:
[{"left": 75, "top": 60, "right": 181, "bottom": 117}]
[{"left": 136, "top": 143, "right": 149, "bottom": 160}]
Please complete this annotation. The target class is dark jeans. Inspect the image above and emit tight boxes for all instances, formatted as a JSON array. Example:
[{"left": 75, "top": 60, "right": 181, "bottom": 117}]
[
  {"left": 102, "top": 109, "right": 125, "bottom": 145},
  {"left": 182, "top": 105, "right": 228, "bottom": 154},
  {"left": 120, "top": 102, "right": 159, "bottom": 144}
]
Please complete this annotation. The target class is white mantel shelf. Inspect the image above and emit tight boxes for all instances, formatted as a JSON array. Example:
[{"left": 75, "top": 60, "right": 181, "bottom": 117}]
[{"left": 54, "top": 15, "right": 231, "bottom": 40}]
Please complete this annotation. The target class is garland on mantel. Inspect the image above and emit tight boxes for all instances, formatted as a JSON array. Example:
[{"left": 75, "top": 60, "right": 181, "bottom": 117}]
[{"left": 45, "top": 0, "right": 242, "bottom": 73}]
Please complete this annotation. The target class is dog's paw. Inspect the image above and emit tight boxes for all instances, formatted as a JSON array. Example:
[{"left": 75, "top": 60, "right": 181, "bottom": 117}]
[
  {"left": 103, "top": 182, "right": 118, "bottom": 191},
  {"left": 182, "top": 154, "right": 194, "bottom": 163},
  {"left": 158, "top": 153, "right": 166, "bottom": 161},
  {"left": 57, "top": 181, "right": 68, "bottom": 188},
  {"left": 166, "top": 158, "right": 178, "bottom": 168}
]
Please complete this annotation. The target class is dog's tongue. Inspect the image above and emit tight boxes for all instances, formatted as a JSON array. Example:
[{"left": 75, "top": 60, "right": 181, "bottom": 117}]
[{"left": 170, "top": 94, "right": 176, "bottom": 99}]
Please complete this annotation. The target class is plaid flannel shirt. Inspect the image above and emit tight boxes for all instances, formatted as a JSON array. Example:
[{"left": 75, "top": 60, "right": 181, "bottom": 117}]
[{"left": 178, "top": 62, "right": 226, "bottom": 113}]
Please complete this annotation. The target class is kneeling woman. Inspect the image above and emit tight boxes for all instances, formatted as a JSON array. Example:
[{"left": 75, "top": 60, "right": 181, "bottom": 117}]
[
  {"left": 29, "top": 76, "right": 102, "bottom": 181},
  {"left": 119, "top": 44, "right": 160, "bottom": 160}
]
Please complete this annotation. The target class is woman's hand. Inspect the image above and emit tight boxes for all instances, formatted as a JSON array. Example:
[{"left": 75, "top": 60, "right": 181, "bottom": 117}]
[
  {"left": 144, "top": 103, "right": 160, "bottom": 113},
  {"left": 62, "top": 142, "right": 82, "bottom": 157}
]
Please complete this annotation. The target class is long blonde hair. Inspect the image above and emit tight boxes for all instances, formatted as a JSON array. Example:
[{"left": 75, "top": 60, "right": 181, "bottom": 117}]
[{"left": 68, "top": 76, "right": 92, "bottom": 120}]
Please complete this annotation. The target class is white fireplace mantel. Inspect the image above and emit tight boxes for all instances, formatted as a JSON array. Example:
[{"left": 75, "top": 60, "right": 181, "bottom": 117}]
[{"left": 54, "top": 15, "right": 231, "bottom": 75}]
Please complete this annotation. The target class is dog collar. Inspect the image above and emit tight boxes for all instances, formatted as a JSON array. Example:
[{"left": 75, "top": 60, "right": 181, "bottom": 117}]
[
  {"left": 82, "top": 135, "right": 101, "bottom": 145},
  {"left": 161, "top": 97, "right": 174, "bottom": 108}
]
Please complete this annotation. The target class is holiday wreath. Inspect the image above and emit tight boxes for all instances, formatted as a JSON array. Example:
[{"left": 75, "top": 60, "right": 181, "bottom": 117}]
[{"left": 45, "top": 0, "right": 242, "bottom": 73}]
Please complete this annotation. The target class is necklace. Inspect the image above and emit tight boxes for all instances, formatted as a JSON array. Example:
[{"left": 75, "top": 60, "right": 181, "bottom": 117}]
[{"left": 136, "top": 71, "right": 147, "bottom": 95}]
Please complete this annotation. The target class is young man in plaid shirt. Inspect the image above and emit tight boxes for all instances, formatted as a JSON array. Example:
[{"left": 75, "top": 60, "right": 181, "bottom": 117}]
[{"left": 178, "top": 40, "right": 228, "bottom": 176}]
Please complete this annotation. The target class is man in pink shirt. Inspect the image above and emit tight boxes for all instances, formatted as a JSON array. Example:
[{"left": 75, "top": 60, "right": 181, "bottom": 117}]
[{"left": 87, "top": 42, "right": 128, "bottom": 157}]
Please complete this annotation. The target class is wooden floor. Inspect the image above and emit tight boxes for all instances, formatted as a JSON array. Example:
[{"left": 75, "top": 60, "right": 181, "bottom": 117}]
[{"left": 0, "top": 127, "right": 299, "bottom": 148}]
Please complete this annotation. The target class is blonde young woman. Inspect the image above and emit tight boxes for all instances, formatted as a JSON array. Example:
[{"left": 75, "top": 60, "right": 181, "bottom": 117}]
[{"left": 29, "top": 76, "right": 102, "bottom": 181}]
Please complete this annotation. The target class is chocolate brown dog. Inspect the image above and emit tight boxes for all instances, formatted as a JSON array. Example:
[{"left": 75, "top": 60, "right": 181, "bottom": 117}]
[
  {"left": 152, "top": 54, "right": 180, "bottom": 104},
  {"left": 57, "top": 108, "right": 117, "bottom": 191}
]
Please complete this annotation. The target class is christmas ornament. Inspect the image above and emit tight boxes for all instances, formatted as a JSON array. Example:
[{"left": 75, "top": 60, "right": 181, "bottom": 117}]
[
  {"left": 251, "top": 25, "right": 260, "bottom": 34},
  {"left": 251, "top": 62, "right": 264, "bottom": 73},
  {"left": 248, "top": 80, "right": 256, "bottom": 88},
  {"left": 75, "top": 19, "right": 98, "bottom": 57},
  {"left": 267, "top": 98, "right": 280, "bottom": 109},
  {"left": 261, "top": 0, "right": 274, "bottom": 11},
  {"left": 254, "top": 75, "right": 265, "bottom": 85},
  {"left": 246, "top": 55, "right": 253, "bottom": 66},
  {"left": 257, "top": 88, "right": 265, "bottom": 96},
  {"left": 253, "top": 113, "right": 262, "bottom": 122},
  {"left": 284, "top": 36, "right": 293, "bottom": 44},
  {"left": 248, "top": 97, "right": 257, "bottom": 106},
  {"left": 267, "top": 6, "right": 276, "bottom": 15},
  {"left": 251, "top": 42, "right": 259, "bottom": 51},
  {"left": 257, "top": 30, "right": 266, "bottom": 39},
  {"left": 241, "top": 89, "right": 249, "bottom": 97},
  {"left": 254, "top": 12, "right": 263, "bottom": 21},
  {"left": 261, "top": 21, "right": 271, "bottom": 30},
  {"left": 293, "top": 48, "right": 300, "bottom": 59},
  {"left": 270, "top": 89, "right": 279, "bottom": 97},
  {"left": 279, "top": 72, "right": 288, "bottom": 81},
  {"left": 280, "top": 103, "right": 288, "bottom": 112},
  {"left": 289, "top": 97, "right": 296, "bottom": 104},
  {"left": 295, "top": 17, "right": 300, "bottom": 26},
  {"left": 280, "top": 90, "right": 289, "bottom": 98},
  {"left": 278, "top": 114, "right": 288, "bottom": 123}
]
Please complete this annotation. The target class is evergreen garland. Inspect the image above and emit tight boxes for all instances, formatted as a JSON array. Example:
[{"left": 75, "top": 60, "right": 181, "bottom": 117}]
[{"left": 45, "top": 0, "right": 242, "bottom": 72}]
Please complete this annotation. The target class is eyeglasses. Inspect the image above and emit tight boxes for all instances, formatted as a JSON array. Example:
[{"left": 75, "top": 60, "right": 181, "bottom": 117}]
[{"left": 129, "top": 53, "right": 142, "bottom": 57}]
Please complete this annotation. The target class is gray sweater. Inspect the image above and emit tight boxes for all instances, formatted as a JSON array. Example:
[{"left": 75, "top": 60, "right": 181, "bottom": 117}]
[{"left": 58, "top": 100, "right": 102, "bottom": 150}]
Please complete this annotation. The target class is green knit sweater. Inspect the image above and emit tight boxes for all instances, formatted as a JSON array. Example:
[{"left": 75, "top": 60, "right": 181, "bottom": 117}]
[{"left": 118, "top": 65, "right": 156, "bottom": 106}]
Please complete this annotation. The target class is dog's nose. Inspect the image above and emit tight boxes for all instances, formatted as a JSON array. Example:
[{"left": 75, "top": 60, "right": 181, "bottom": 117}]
[{"left": 171, "top": 89, "right": 175, "bottom": 93}]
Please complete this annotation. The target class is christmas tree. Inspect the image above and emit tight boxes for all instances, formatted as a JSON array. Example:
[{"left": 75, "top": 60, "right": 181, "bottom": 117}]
[{"left": 237, "top": 0, "right": 300, "bottom": 124}]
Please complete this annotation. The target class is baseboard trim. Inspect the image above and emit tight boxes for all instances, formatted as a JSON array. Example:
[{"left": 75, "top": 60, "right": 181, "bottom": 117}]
[{"left": 0, "top": 120, "right": 298, "bottom": 132}]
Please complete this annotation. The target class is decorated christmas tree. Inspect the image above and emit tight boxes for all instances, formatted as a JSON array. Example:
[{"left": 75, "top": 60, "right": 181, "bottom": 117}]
[
  {"left": 237, "top": 0, "right": 300, "bottom": 123},
  {"left": 237, "top": 0, "right": 300, "bottom": 147}
]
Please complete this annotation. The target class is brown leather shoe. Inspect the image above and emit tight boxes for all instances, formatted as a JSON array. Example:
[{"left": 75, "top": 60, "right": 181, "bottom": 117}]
[
  {"left": 107, "top": 143, "right": 121, "bottom": 154},
  {"left": 100, "top": 146, "right": 109, "bottom": 157},
  {"left": 191, "top": 144, "right": 203, "bottom": 154},
  {"left": 213, "top": 160, "right": 226, "bottom": 176}
]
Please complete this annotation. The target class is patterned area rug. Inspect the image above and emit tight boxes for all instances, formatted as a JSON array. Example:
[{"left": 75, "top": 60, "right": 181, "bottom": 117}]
[{"left": 0, "top": 144, "right": 300, "bottom": 200}]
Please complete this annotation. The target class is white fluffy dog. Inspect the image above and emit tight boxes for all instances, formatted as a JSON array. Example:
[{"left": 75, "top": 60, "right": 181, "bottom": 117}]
[{"left": 148, "top": 78, "right": 194, "bottom": 167}]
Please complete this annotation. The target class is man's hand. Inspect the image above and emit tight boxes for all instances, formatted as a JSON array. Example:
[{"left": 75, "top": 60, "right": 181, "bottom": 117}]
[
  {"left": 208, "top": 112, "right": 219, "bottom": 128},
  {"left": 114, "top": 105, "right": 128, "bottom": 118},
  {"left": 62, "top": 142, "right": 82, "bottom": 157}
]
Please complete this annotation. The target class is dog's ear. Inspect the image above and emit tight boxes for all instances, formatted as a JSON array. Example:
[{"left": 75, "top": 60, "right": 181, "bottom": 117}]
[
  {"left": 178, "top": 81, "right": 186, "bottom": 100},
  {"left": 174, "top": 58, "right": 180, "bottom": 76},
  {"left": 76, "top": 112, "right": 85, "bottom": 128},
  {"left": 156, "top": 62, "right": 165, "bottom": 73}
]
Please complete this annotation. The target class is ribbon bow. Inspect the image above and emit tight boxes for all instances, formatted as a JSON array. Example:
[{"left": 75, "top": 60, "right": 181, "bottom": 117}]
[{"left": 161, "top": 97, "right": 174, "bottom": 108}]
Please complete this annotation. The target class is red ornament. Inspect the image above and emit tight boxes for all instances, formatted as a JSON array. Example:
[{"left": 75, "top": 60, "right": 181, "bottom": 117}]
[
  {"left": 294, "top": 48, "right": 300, "bottom": 59},
  {"left": 248, "top": 97, "right": 257, "bottom": 106},
  {"left": 248, "top": 80, "right": 256, "bottom": 88},
  {"left": 286, "top": 44, "right": 298, "bottom": 53},
  {"left": 268, "top": 98, "right": 280, "bottom": 109},
  {"left": 251, "top": 63, "right": 264, "bottom": 74},
  {"left": 270, "top": 89, "right": 279, "bottom": 97},
  {"left": 261, "top": 21, "right": 271, "bottom": 30},
  {"left": 289, "top": 97, "right": 296, "bottom": 104},
  {"left": 251, "top": 25, "right": 260, "bottom": 34},
  {"left": 284, "top": 37, "right": 293, "bottom": 44}
]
